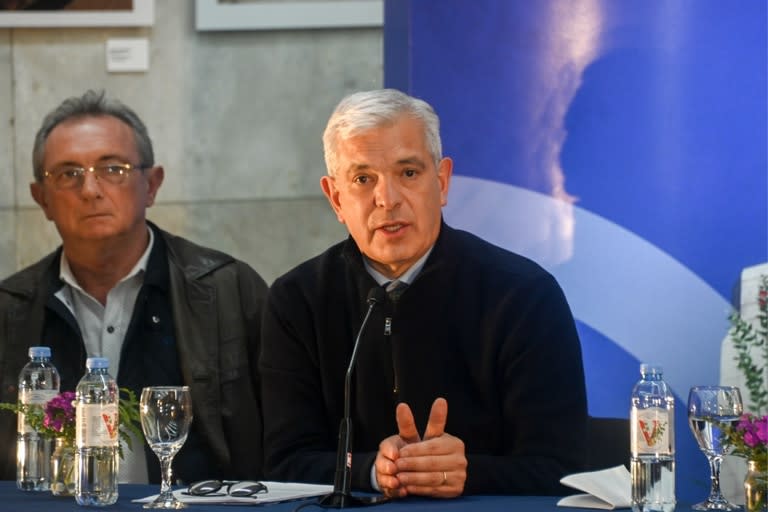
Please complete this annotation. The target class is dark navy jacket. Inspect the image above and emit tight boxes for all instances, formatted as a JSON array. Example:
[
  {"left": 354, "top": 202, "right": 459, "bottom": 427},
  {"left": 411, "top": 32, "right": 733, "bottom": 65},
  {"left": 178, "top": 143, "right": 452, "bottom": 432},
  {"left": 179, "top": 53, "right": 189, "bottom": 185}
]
[{"left": 260, "top": 222, "right": 587, "bottom": 495}]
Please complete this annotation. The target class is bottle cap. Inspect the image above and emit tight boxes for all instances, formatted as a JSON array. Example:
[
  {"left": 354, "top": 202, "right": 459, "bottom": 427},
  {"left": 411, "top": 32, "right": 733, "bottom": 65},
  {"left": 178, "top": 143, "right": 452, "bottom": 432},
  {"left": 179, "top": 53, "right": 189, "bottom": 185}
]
[
  {"left": 85, "top": 357, "right": 110, "bottom": 370},
  {"left": 640, "top": 363, "right": 663, "bottom": 376},
  {"left": 28, "top": 346, "right": 51, "bottom": 358}
]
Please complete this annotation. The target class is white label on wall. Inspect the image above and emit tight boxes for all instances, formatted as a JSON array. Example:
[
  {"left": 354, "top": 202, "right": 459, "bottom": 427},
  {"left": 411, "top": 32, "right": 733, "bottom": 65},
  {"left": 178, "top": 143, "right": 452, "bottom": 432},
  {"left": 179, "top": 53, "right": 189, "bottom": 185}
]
[{"left": 106, "top": 38, "right": 149, "bottom": 73}]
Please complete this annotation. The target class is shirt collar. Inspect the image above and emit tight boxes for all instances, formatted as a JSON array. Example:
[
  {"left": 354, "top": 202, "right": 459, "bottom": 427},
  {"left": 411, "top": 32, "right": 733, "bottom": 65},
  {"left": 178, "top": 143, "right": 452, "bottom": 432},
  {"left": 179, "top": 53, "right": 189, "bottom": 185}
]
[
  {"left": 363, "top": 245, "right": 434, "bottom": 287},
  {"left": 59, "top": 225, "right": 154, "bottom": 293}
]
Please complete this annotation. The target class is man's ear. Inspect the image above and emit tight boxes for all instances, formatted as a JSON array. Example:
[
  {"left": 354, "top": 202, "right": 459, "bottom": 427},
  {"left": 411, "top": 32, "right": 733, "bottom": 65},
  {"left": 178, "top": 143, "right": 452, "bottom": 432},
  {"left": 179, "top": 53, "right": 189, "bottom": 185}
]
[
  {"left": 30, "top": 182, "right": 54, "bottom": 221},
  {"left": 437, "top": 157, "right": 453, "bottom": 207},
  {"left": 144, "top": 166, "right": 164, "bottom": 207},
  {"left": 320, "top": 175, "right": 345, "bottom": 224}
]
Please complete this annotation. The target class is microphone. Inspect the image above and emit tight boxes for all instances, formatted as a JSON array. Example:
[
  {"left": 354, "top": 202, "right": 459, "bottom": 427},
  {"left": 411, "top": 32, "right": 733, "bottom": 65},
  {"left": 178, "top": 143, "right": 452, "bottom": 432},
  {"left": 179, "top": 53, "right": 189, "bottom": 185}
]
[{"left": 318, "top": 286, "right": 389, "bottom": 508}]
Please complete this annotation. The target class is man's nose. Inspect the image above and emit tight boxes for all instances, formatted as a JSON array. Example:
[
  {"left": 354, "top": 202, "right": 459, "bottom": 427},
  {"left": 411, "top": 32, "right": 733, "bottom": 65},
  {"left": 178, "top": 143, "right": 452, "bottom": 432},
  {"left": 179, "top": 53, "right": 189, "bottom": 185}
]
[
  {"left": 374, "top": 177, "right": 402, "bottom": 209},
  {"left": 79, "top": 169, "right": 103, "bottom": 196}
]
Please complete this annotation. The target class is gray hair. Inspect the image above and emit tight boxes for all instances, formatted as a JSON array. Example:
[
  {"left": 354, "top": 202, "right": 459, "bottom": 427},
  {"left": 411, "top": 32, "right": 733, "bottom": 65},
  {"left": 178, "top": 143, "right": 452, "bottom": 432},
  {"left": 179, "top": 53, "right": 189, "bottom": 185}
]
[
  {"left": 32, "top": 90, "right": 154, "bottom": 181},
  {"left": 322, "top": 89, "right": 442, "bottom": 176}
]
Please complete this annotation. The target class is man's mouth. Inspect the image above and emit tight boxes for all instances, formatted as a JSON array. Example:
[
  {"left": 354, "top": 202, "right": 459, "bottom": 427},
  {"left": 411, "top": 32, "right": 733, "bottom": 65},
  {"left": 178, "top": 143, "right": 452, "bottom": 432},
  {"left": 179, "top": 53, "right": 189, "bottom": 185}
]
[{"left": 378, "top": 223, "right": 406, "bottom": 233}]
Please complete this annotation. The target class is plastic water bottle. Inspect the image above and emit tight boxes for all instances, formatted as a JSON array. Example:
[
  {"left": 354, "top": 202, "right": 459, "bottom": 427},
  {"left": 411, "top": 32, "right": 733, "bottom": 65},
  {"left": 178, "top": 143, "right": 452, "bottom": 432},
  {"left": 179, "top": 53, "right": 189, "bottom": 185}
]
[
  {"left": 75, "top": 357, "right": 119, "bottom": 506},
  {"left": 17, "top": 346, "right": 60, "bottom": 491},
  {"left": 630, "top": 363, "right": 676, "bottom": 512}
]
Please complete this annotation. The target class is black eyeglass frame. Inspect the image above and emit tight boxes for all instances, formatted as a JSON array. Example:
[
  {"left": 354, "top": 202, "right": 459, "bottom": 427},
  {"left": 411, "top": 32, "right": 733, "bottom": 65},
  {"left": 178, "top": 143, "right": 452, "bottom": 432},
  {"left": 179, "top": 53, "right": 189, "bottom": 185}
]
[{"left": 185, "top": 480, "right": 268, "bottom": 498}]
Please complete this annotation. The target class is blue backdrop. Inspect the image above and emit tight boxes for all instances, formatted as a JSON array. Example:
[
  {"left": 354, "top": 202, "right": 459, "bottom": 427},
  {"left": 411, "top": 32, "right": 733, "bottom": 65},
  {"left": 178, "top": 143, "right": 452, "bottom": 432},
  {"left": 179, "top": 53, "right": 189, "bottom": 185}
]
[{"left": 384, "top": 0, "right": 768, "bottom": 502}]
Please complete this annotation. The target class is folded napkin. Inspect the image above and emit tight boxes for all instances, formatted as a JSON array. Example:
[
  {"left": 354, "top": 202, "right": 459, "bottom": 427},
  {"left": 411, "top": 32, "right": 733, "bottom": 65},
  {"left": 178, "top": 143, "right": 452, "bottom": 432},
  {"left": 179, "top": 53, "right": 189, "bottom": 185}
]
[
  {"left": 557, "top": 465, "right": 631, "bottom": 510},
  {"left": 133, "top": 481, "right": 333, "bottom": 506}
]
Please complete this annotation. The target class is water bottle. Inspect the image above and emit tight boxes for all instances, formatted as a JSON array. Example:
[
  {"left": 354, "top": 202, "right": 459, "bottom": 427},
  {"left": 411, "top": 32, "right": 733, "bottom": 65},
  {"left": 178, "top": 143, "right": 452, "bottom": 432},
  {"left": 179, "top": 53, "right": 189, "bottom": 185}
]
[
  {"left": 75, "top": 357, "right": 119, "bottom": 506},
  {"left": 630, "top": 363, "right": 676, "bottom": 512},
  {"left": 17, "top": 346, "right": 60, "bottom": 491}
]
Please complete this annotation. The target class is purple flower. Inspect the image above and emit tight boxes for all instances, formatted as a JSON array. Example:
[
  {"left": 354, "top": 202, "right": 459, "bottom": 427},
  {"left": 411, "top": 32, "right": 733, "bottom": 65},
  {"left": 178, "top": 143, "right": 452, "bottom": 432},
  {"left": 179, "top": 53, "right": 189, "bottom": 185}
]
[
  {"left": 42, "top": 415, "right": 62, "bottom": 431},
  {"left": 743, "top": 430, "right": 759, "bottom": 448},
  {"left": 737, "top": 414, "right": 755, "bottom": 431},
  {"left": 755, "top": 416, "right": 768, "bottom": 445},
  {"left": 729, "top": 414, "right": 768, "bottom": 456},
  {"left": 42, "top": 391, "right": 76, "bottom": 436}
]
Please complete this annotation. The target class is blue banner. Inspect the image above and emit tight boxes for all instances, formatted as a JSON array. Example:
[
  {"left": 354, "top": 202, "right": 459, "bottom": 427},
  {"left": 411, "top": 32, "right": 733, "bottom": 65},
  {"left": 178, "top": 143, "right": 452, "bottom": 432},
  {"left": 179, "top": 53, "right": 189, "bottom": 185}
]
[{"left": 385, "top": 0, "right": 767, "bottom": 501}]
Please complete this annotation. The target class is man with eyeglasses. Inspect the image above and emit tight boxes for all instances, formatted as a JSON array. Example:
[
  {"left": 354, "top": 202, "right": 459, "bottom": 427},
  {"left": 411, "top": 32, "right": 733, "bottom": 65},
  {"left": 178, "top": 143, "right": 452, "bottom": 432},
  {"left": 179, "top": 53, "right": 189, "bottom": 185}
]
[{"left": 0, "top": 90, "right": 268, "bottom": 486}]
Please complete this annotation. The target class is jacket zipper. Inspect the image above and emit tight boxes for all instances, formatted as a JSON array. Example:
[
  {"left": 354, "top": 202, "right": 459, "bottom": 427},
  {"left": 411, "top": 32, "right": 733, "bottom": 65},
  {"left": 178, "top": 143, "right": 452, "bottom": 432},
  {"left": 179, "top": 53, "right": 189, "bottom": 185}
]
[{"left": 384, "top": 316, "right": 398, "bottom": 396}]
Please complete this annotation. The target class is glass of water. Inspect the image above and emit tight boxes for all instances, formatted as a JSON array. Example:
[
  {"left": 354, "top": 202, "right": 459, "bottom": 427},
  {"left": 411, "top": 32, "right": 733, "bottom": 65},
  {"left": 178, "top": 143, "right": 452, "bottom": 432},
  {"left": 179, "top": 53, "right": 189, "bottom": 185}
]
[
  {"left": 140, "top": 386, "right": 193, "bottom": 509},
  {"left": 687, "top": 386, "right": 743, "bottom": 511}
]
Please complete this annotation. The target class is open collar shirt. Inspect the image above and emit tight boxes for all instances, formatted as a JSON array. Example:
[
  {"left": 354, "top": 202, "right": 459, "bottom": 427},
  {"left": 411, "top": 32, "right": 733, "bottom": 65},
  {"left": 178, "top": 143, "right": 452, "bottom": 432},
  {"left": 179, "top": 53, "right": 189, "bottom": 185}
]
[
  {"left": 362, "top": 246, "right": 433, "bottom": 288},
  {"left": 55, "top": 227, "right": 154, "bottom": 373}
]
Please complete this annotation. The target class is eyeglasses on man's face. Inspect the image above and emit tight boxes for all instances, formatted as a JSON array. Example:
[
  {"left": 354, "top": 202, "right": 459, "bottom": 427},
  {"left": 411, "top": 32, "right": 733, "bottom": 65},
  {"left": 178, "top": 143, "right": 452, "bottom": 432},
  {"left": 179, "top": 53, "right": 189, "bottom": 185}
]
[
  {"left": 42, "top": 163, "right": 145, "bottom": 190},
  {"left": 186, "top": 480, "right": 268, "bottom": 498}
]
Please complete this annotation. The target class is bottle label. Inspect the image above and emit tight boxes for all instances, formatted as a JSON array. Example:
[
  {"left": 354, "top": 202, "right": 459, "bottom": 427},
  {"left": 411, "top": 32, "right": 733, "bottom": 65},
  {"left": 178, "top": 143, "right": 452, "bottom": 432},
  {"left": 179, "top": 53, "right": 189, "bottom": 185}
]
[
  {"left": 76, "top": 403, "right": 119, "bottom": 448},
  {"left": 632, "top": 407, "right": 671, "bottom": 454},
  {"left": 17, "top": 389, "right": 58, "bottom": 434}
]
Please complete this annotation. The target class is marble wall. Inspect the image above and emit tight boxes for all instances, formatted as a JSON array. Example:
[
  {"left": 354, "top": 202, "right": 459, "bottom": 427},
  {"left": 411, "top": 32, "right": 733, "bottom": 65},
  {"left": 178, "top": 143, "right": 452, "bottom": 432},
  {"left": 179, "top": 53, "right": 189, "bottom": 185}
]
[{"left": 0, "top": 2, "right": 382, "bottom": 284}]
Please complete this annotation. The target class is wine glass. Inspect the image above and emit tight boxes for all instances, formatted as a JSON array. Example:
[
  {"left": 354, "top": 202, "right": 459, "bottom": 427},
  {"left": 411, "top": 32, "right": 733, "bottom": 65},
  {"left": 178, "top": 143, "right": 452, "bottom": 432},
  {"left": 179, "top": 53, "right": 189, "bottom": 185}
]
[
  {"left": 140, "top": 386, "right": 193, "bottom": 509},
  {"left": 687, "top": 386, "right": 743, "bottom": 511}
]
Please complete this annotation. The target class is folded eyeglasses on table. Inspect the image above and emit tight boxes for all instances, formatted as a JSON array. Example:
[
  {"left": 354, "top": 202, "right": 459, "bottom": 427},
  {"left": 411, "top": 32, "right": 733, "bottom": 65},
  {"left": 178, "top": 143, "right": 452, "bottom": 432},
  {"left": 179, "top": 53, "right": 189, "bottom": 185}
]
[{"left": 185, "top": 480, "right": 268, "bottom": 498}]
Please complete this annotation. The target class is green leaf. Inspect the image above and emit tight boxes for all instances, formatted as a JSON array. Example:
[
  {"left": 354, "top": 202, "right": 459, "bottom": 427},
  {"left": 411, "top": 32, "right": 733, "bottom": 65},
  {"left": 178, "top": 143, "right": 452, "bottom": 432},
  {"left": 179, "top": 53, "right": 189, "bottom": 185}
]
[{"left": 728, "top": 274, "right": 768, "bottom": 414}]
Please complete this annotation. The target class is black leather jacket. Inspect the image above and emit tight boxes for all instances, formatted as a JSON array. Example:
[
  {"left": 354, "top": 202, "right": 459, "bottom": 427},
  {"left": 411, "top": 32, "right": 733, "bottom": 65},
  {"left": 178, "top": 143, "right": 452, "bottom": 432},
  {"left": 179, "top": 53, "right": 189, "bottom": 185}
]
[{"left": 0, "top": 223, "right": 268, "bottom": 481}]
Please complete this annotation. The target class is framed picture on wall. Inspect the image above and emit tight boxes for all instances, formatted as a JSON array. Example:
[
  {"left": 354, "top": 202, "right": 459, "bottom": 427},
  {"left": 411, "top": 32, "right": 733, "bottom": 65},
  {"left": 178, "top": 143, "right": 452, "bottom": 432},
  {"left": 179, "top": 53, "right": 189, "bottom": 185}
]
[
  {"left": 195, "top": 0, "right": 382, "bottom": 31},
  {"left": 0, "top": 0, "right": 153, "bottom": 27}
]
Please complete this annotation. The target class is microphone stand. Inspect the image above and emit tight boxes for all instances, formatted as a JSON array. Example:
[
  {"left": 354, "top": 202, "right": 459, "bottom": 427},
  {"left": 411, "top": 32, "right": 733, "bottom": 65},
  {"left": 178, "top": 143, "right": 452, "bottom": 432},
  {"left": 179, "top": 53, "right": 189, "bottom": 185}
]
[{"left": 318, "top": 288, "right": 389, "bottom": 508}]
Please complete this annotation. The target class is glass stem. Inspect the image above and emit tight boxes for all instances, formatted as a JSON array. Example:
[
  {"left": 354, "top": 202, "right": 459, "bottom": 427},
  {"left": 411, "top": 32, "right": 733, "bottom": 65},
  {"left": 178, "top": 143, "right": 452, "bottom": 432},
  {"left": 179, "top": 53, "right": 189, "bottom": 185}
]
[
  {"left": 708, "top": 455, "right": 724, "bottom": 500},
  {"left": 159, "top": 454, "right": 174, "bottom": 498}
]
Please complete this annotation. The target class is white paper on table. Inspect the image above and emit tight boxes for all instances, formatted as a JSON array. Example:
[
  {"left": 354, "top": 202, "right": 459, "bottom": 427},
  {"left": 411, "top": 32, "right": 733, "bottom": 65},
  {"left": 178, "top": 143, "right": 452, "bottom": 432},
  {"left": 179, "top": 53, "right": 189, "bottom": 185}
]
[
  {"left": 133, "top": 481, "right": 333, "bottom": 505},
  {"left": 557, "top": 465, "right": 632, "bottom": 510}
]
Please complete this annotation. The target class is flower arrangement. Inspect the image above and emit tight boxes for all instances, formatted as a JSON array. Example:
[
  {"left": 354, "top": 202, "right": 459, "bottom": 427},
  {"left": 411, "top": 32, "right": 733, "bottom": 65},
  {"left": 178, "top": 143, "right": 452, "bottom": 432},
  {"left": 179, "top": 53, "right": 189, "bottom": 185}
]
[
  {"left": 723, "top": 273, "right": 767, "bottom": 461},
  {"left": 35, "top": 391, "right": 76, "bottom": 443},
  {"left": 0, "top": 388, "right": 143, "bottom": 455},
  {"left": 722, "top": 414, "right": 767, "bottom": 463}
]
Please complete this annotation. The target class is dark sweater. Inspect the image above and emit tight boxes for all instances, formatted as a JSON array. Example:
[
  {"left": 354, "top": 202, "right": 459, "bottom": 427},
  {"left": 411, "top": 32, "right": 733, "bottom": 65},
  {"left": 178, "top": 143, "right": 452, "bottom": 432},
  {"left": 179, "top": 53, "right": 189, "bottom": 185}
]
[{"left": 260, "top": 223, "right": 587, "bottom": 495}]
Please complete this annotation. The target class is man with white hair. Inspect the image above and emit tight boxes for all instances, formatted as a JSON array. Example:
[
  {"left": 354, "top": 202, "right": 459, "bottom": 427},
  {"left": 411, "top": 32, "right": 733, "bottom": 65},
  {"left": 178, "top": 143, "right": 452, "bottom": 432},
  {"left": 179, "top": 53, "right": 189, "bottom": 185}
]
[{"left": 260, "top": 89, "right": 588, "bottom": 498}]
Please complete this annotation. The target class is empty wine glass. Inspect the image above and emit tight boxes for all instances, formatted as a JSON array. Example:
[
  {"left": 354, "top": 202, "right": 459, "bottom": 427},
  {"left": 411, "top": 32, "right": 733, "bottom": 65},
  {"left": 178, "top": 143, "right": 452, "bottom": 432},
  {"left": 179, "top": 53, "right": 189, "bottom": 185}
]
[
  {"left": 687, "top": 386, "right": 743, "bottom": 511},
  {"left": 140, "top": 386, "right": 193, "bottom": 509}
]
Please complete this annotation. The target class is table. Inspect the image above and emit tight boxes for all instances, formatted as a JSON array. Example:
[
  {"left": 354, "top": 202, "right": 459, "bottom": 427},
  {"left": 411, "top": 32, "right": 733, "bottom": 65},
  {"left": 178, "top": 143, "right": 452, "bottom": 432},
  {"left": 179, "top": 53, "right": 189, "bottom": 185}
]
[
  {"left": 0, "top": 481, "right": 564, "bottom": 511},
  {"left": 0, "top": 482, "right": 696, "bottom": 511}
]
